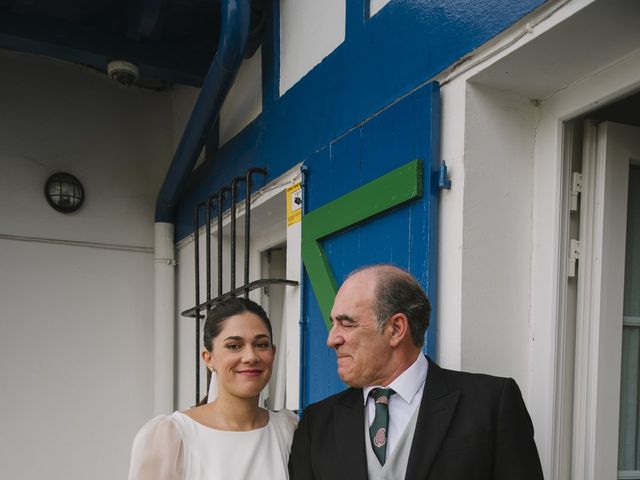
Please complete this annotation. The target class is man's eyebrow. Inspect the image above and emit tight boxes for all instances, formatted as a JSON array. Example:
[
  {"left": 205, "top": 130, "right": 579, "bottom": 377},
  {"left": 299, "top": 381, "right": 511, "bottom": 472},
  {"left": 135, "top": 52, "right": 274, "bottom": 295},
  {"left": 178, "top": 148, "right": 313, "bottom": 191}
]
[{"left": 333, "top": 314, "right": 356, "bottom": 324}]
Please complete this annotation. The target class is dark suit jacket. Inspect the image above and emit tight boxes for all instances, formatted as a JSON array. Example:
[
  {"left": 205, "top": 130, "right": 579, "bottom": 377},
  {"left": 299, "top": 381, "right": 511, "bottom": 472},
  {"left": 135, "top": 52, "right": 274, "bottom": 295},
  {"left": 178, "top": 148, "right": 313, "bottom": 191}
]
[{"left": 288, "top": 359, "right": 543, "bottom": 479}]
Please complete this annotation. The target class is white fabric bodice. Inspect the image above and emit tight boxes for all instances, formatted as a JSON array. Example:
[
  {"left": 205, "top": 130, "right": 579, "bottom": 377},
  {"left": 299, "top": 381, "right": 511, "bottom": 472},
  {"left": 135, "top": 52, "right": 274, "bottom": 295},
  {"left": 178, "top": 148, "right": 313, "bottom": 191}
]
[{"left": 128, "top": 409, "right": 298, "bottom": 480}]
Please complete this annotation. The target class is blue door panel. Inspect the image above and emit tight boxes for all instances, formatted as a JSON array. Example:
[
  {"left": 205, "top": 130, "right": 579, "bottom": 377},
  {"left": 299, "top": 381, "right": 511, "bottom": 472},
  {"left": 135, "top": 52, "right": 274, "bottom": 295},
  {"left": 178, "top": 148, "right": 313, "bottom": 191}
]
[{"left": 303, "top": 82, "right": 439, "bottom": 406}]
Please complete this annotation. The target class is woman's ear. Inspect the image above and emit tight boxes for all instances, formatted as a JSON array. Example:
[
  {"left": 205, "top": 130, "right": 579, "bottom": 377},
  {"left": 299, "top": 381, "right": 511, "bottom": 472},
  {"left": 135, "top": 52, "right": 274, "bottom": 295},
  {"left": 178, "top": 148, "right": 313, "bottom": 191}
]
[
  {"left": 202, "top": 349, "right": 215, "bottom": 371},
  {"left": 387, "top": 313, "right": 409, "bottom": 348}
]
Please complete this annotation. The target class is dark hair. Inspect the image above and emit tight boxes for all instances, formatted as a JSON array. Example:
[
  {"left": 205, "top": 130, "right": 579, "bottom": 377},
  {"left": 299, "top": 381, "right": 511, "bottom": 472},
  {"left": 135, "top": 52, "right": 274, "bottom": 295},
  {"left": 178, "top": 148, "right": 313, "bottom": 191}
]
[
  {"left": 350, "top": 264, "right": 431, "bottom": 348},
  {"left": 203, "top": 297, "right": 273, "bottom": 351}
]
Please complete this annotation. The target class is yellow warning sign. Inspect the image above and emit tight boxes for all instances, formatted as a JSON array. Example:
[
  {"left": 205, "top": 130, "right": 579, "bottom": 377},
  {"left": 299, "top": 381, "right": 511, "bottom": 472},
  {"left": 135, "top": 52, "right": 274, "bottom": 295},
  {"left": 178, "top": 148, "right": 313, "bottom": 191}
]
[{"left": 286, "top": 183, "right": 302, "bottom": 226}]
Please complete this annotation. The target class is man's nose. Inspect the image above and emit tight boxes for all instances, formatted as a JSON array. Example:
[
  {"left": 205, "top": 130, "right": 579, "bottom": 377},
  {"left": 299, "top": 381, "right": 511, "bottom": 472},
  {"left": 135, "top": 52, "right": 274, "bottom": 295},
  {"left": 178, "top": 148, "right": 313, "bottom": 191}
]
[{"left": 327, "top": 326, "right": 343, "bottom": 348}]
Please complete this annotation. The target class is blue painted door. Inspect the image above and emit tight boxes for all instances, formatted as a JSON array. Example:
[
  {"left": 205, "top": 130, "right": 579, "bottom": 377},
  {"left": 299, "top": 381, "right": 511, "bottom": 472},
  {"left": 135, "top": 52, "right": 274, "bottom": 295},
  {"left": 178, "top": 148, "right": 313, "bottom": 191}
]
[{"left": 302, "top": 82, "right": 440, "bottom": 407}]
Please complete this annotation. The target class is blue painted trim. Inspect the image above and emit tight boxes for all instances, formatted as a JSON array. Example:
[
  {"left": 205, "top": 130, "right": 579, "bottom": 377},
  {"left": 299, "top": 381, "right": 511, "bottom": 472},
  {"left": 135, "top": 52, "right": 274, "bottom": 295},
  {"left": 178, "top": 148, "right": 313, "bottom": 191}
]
[
  {"left": 261, "top": 0, "right": 280, "bottom": 114},
  {"left": 298, "top": 165, "right": 309, "bottom": 414},
  {"left": 175, "top": 0, "right": 545, "bottom": 240},
  {"left": 425, "top": 81, "right": 441, "bottom": 357},
  {"left": 154, "top": 0, "right": 251, "bottom": 223},
  {"left": 346, "top": 0, "right": 366, "bottom": 41}
]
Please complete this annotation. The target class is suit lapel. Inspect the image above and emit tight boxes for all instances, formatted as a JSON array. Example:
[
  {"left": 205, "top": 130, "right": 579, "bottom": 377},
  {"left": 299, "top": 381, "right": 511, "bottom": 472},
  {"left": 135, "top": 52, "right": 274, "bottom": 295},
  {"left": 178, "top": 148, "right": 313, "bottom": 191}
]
[
  {"left": 333, "top": 389, "right": 368, "bottom": 480},
  {"left": 405, "top": 359, "right": 460, "bottom": 479}
]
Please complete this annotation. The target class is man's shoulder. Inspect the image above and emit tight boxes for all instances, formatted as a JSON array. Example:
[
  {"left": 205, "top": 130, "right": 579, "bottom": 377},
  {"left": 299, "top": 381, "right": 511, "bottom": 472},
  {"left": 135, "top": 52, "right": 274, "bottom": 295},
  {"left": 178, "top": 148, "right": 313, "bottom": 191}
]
[
  {"left": 432, "top": 361, "right": 520, "bottom": 397},
  {"left": 301, "top": 387, "right": 361, "bottom": 416}
]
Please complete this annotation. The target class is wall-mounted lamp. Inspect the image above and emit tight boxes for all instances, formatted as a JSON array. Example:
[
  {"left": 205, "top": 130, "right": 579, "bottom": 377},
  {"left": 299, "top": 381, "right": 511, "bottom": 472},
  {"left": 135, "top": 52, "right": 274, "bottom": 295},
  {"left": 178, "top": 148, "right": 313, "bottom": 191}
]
[{"left": 44, "top": 172, "right": 85, "bottom": 214}]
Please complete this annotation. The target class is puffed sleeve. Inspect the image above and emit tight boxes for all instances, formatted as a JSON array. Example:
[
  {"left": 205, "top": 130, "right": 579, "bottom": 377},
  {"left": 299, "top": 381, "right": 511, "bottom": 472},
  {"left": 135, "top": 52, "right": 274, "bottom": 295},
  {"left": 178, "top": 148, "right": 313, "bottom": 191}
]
[
  {"left": 281, "top": 409, "right": 299, "bottom": 438},
  {"left": 128, "top": 415, "right": 185, "bottom": 480}
]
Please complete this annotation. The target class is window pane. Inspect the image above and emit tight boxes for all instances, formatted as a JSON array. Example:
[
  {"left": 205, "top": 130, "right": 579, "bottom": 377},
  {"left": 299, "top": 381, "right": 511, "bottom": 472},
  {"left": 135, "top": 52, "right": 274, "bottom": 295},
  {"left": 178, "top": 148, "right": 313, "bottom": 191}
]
[{"left": 619, "top": 165, "right": 640, "bottom": 472}]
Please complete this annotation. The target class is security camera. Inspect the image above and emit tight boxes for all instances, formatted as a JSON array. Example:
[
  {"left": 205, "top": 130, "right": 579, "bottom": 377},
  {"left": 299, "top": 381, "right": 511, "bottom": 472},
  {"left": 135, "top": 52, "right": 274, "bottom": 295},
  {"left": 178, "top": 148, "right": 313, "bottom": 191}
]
[{"left": 107, "top": 60, "right": 139, "bottom": 87}]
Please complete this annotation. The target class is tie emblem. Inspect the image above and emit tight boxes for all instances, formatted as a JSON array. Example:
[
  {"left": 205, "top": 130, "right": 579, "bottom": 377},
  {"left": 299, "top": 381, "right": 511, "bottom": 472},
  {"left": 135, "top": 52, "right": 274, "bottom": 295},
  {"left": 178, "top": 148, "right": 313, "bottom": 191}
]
[{"left": 373, "top": 427, "right": 387, "bottom": 448}]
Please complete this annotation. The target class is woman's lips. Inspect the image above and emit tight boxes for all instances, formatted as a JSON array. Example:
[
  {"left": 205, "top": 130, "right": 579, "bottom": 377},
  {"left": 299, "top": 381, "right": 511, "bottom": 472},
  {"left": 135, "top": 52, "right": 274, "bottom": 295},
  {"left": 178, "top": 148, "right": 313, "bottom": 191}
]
[{"left": 237, "top": 369, "right": 263, "bottom": 377}]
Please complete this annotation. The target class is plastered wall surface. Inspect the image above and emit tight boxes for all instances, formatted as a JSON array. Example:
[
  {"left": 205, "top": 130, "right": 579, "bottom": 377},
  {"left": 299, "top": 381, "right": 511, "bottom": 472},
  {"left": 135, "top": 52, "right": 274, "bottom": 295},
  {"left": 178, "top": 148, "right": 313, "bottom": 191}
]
[
  {"left": 369, "top": 0, "right": 391, "bottom": 17},
  {"left": 279, "top": 0, "right": 345, "bottom": 95},
  {"left": 0, "top": 50, "right": 179, "bottom": 479},
  {"left": 219, "top": 48, "right": 263, "bottom": 146},
  {"left": 461, "top": 84, "right": 537, "bottom": 389},
  {"left": 0, "top": 242, "right": 153, "bottom": 479}
]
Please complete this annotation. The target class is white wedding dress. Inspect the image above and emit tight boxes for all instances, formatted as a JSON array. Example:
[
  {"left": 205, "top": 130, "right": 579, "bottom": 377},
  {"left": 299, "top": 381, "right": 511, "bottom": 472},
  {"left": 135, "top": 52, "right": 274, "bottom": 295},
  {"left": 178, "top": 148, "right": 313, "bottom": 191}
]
[{"left": 128, "top": 409, "right": 297, "bottom": 479}]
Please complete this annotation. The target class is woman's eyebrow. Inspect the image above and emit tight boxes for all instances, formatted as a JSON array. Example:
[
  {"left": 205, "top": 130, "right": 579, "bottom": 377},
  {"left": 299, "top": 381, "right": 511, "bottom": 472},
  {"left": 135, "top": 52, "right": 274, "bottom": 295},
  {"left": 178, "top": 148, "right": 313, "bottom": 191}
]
[{"left": 223, "top": 334, "right": 271, "bottom": 341}]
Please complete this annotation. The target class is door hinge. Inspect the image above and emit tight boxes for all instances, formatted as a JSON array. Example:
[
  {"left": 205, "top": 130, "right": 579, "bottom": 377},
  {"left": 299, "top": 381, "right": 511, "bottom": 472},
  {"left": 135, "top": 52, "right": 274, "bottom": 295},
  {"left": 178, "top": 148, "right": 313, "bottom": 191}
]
[
  {"left": 568, "top": 239, "right": 580, "bottom": 277},
  {"left": 438, "top": 161, "right": 452, "bottom": 190}
]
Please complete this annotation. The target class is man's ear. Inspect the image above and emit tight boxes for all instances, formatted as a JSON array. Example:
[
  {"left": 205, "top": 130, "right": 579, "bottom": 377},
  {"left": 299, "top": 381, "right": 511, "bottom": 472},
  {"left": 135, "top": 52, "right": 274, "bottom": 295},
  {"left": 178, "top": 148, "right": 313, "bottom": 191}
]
[{"left": 387, "top": 313, "right": 410, "bottom": 347}]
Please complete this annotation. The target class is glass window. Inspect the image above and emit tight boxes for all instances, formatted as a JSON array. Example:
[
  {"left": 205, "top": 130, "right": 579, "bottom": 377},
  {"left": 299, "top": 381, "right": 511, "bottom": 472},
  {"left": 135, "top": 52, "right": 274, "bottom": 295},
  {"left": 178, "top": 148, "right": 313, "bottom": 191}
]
[{"left": 619, "top": 165, "right": 640, "bottom": 480}]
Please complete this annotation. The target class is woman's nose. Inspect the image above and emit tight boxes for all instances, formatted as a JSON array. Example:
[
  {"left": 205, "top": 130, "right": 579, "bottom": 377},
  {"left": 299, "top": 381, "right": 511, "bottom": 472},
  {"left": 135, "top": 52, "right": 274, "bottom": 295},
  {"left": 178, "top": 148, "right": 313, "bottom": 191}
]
[{"left": 242, "top": 346, "right": 260, "bottom": 363}]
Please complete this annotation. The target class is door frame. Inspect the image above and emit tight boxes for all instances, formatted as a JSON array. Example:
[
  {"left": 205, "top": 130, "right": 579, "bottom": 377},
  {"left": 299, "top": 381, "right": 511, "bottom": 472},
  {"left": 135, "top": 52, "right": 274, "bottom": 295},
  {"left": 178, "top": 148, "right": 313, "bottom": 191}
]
[
  {"left": 536, "top": 58, "right": 640, "bottom": 479},
  {"left": 572, "top": 121, "right": 636, "bottom": 479}
]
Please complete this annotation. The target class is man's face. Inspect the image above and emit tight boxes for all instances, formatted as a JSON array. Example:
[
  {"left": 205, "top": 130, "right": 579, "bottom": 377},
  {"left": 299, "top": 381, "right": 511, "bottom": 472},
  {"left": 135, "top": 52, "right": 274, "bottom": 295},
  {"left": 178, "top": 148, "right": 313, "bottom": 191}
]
[{"left": 327, "top": 270, "right": 393, "bottom": 387}]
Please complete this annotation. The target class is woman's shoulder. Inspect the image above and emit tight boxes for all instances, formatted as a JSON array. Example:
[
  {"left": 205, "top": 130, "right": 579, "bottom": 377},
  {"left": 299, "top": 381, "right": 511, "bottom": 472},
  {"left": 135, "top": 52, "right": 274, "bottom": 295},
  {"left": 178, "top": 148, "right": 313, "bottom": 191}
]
[
  {"left": 139, "top": 413, "right": 181, "bottom": 429},
  {"left": 133, "top": 414, "right": 184, "bottom": 446},
  {"left": 269, "top": 409, "right": 298, "bottom": 434}
]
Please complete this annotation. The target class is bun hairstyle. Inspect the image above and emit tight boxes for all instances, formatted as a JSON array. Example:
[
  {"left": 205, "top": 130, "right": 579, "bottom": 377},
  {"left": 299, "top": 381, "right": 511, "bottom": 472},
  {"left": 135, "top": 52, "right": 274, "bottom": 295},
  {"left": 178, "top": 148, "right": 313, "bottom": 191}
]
[{"left": 203, "top": 297, "right": 273, "bottom": 351}]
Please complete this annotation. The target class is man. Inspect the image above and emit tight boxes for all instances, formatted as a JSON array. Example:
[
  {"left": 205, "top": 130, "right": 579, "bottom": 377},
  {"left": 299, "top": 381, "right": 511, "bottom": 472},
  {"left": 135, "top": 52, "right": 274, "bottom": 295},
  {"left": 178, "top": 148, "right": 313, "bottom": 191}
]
[{"left": 289, "top": 264, "right": 543, "bottom": 479}]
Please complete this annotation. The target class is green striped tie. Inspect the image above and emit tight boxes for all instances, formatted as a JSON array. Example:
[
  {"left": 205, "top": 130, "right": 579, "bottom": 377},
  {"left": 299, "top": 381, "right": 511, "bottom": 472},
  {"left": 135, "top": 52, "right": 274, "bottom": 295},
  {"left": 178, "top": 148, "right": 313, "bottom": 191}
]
[{"left": 369, "top": 388, "right": 395, "bottom": 465}]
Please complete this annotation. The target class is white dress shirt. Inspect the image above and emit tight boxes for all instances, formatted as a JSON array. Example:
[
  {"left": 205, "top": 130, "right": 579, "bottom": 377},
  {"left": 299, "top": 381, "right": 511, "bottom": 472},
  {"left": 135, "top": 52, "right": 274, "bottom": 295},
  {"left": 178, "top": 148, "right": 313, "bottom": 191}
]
[{"left": 363, "top": 354, "right": 428, "bottom": 456}]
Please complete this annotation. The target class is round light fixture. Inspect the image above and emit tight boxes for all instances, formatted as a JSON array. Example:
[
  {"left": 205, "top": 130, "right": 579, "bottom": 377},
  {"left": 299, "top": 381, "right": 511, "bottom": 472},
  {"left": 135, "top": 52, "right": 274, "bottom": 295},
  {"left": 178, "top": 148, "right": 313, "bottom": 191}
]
[{"left": 44, "top": 172, "right": 85, "bottom": 214}]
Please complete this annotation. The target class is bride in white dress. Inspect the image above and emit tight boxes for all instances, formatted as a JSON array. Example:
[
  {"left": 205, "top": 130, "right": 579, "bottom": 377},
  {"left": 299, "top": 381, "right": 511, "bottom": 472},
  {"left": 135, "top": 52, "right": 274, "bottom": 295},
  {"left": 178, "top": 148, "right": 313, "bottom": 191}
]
[{"left": 128, "top": 298, "right": 298, "bottom": 479}]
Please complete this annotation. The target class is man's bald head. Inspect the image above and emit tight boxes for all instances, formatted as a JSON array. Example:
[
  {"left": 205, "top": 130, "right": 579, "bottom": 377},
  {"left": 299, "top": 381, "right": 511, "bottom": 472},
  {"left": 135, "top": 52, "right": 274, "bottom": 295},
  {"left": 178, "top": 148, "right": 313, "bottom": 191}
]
[{"left": 346, "top": 264, "right": 431, "bottom": 347}]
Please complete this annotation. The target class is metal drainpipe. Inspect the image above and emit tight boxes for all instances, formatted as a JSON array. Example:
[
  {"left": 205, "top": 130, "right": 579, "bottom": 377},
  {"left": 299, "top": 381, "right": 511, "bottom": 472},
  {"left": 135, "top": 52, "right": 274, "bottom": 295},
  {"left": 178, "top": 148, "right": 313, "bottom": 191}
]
[{"left": 153, "top": 0, "right": 250, "bottom": 414}]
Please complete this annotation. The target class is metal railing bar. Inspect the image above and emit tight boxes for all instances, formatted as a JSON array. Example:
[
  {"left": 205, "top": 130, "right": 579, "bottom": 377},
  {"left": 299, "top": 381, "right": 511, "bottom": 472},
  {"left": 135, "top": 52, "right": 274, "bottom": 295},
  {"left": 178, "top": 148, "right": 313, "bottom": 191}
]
[
  {"left": 181, "top": 278, "right": 299, "bottom": 317},
  {"left": 244, "top": 168, "right": 268, "bottom": 298},
  {"left": 193, "top": 201, "right": 207, "bottom": 404},
  {"left": 230, "top": 177, "right": 247, "bottom": 292}
]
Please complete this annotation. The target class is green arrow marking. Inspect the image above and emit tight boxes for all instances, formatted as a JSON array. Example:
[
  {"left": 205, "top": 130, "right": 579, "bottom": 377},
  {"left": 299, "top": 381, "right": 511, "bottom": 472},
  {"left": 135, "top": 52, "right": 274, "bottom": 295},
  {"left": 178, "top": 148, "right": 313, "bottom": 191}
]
[{"left": 302, "top": 159, "right": 423, "bottom": 329}]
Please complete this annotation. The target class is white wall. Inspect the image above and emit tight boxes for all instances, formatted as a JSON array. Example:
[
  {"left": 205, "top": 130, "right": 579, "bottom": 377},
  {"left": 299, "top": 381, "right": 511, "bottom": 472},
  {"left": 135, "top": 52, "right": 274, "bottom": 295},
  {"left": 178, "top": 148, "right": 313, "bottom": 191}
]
[
  {"left": 219, "top": 49, "right": 263, "bottom": 146},
  {"left": 0, "top": 49, "right": 178, "bottom": 479},
  {"left": 461, "top": 83, "right": 537, "bottom": 384},
  {"left": 369, "top": 0, "right": 391, "bottom": 17},
  {"left": 280, "top": 0, "right": 345, "bottom": 95}
]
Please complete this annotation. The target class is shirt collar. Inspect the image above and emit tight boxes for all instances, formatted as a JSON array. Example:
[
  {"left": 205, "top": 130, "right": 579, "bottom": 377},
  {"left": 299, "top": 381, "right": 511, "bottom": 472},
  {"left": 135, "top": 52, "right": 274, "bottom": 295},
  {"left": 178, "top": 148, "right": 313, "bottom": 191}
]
[{"left": 362, "top": 353, "right": 428, "bottom": 405}]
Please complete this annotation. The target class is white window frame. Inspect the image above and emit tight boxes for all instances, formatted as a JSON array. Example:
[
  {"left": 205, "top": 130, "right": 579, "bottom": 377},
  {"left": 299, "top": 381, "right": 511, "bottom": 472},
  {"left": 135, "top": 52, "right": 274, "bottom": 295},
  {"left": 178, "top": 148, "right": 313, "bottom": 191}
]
[{"left": 175, "top": 165, "right": 303, "bottom": 411}]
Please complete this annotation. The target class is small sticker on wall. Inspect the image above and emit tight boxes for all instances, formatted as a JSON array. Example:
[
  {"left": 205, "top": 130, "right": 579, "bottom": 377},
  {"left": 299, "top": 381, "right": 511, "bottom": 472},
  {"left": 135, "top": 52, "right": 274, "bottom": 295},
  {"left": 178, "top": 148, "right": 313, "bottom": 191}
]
[{"left": 286, "top": 183, "right": 302, "bottom": 226}]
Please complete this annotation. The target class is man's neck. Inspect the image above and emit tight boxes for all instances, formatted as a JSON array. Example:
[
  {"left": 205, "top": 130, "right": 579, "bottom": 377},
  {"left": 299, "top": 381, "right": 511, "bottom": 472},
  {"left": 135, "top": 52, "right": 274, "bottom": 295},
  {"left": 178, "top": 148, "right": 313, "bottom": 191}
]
[{"left": 377, "top": 349, "right": 422, "bottom": 387}]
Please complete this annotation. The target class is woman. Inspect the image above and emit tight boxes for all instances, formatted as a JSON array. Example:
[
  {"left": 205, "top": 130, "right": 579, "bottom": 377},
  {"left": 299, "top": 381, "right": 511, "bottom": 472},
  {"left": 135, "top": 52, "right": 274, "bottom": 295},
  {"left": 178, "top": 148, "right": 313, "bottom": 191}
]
[{"left": 128, "top": 297, "right": 297, "bottom": 479}]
